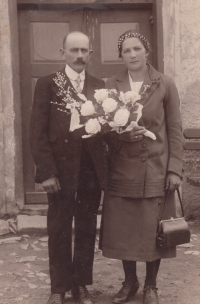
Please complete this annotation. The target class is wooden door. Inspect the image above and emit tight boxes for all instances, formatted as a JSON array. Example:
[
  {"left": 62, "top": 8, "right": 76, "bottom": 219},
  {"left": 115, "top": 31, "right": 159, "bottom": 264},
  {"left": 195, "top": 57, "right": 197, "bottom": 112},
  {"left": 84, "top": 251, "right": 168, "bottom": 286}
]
[
  {"left": 87, "top": 9, "right": 153, "bottom": 80},
  {"left": 18, "top": 7, "right": 153, "bottom": 204}
]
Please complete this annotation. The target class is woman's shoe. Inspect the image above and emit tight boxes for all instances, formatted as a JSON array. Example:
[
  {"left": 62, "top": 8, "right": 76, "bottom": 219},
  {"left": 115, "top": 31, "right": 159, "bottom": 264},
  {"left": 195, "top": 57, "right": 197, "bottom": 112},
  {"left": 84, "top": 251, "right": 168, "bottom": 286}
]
[
  {"left": 143, "top": 286, "right": 159, "bottom": 304},
  {"left": 112, "top": 280, "right": 139, "bottom": 303}
]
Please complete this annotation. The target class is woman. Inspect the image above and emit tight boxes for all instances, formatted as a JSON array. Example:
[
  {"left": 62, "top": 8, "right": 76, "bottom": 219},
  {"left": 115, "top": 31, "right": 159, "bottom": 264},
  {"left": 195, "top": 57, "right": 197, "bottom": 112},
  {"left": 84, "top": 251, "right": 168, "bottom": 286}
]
[{"left": 101, "top": 30, "right": 182, "bottom": 304}]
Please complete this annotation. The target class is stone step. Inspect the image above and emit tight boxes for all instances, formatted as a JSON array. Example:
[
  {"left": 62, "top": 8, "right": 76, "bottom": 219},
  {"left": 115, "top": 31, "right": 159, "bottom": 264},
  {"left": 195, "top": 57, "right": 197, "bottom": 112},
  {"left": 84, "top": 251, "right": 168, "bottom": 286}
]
[
  {"left": 17, "top": 213, "right": 102, "bottom": 232},
  {"left": 23, "top": 204, "right": 103, "bottom": 216}
]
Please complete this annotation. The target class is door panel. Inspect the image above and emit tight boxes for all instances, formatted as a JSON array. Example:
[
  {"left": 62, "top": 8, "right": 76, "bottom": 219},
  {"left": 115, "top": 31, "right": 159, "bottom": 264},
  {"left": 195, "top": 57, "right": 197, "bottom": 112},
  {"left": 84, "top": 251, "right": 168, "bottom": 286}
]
[
  {"left": 31, "top": 22, "right": 69, "bottom": 61},
  {"left": 100, "top": 22, "right": 139, "bottom": 64},
  {"left": 88, "top": 9, "right": 152, "bottom": 78},
  {"left": 18, "top": 7, "right": 153, "bottom": 204}
]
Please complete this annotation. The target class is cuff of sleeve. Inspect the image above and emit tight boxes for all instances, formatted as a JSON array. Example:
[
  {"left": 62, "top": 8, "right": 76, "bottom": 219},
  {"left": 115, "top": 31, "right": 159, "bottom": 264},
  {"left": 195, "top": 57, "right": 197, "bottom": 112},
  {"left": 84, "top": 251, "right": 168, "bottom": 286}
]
[
  {"left": 168, "top": 157, "right": 182, "bottom": 177},
  {"left": 35, "top": 158, "right": 58, "bottom": 183}
]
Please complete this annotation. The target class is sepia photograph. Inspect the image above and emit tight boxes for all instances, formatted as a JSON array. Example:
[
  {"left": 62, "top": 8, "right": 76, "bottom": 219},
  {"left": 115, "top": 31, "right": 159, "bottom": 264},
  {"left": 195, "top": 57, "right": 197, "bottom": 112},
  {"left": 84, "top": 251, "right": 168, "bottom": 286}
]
[{"left": 0, "top": 0, "right": 200, "bottom": 303}]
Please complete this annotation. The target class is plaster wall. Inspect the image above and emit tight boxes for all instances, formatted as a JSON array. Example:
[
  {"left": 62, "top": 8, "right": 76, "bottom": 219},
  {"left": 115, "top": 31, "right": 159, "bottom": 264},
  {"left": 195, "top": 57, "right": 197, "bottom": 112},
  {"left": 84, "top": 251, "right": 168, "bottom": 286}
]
[
  {"left": 180, "top": 0, "right": 200, "bottom": 219},
  {"left": 163, "top": 0, "right": 200, "bottom": 218},
  {"left": 0, "top": 0, "right": 24, "bottom": 216}
]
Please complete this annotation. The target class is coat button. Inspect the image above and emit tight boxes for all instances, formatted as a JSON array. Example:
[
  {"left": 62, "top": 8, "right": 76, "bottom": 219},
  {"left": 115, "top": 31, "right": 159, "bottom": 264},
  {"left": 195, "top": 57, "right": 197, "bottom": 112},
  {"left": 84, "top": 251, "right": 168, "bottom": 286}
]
[
  {"left": 141, "top": 157, "right": 146, "bottom": 162},
  {"left": 62, "top": 157, "right": 66, "bottom": 161},
  {"left": 142, "top": 143, "right": 147, "bottom": 148},
  {"left": 64, "top": 139, "right": 68, "bottom": 143}
]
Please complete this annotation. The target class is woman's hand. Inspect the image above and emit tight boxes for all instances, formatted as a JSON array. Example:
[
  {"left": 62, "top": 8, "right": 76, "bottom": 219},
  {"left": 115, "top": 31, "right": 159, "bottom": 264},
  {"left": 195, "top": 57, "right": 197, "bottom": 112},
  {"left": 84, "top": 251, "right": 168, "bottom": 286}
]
[
  {"left": 118, "top": 126, "right": 146, "bottom": 142},
  {"left": 166, "top": 172, "right": 181, "bottom": 191}
]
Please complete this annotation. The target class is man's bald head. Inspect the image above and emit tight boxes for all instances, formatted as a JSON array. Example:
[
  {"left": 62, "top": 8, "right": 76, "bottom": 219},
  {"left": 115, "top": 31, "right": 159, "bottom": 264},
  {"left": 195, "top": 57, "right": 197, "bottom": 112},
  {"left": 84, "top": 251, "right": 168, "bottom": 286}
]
[
  {"left": 61, "top": 31, "right": 92, "bottom": 73},
  {"left": 63, "top": 32, "right": 89, "bottom": 49}
]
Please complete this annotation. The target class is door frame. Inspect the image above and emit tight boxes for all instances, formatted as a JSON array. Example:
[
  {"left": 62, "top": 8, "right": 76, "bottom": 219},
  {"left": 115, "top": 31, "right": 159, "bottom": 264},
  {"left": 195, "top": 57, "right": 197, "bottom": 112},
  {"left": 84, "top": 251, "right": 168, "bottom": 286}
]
[{"left": 17, "top": 0, "right": 164, "bottom": 206}]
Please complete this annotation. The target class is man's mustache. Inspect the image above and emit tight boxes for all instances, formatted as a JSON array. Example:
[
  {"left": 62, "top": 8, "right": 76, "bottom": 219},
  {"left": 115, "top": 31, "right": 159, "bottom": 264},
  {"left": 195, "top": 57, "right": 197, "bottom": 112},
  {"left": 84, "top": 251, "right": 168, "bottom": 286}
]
[{"left": 74, "top": 59, "right": 86, "bottom": 64}]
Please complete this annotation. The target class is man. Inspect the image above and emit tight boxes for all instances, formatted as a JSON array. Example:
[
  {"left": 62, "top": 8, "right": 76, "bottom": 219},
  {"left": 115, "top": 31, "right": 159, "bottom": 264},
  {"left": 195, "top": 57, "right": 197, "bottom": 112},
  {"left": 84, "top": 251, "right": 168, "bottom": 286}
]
[{"left": 30, "top": 31, "right": 108, "bottom": 304}]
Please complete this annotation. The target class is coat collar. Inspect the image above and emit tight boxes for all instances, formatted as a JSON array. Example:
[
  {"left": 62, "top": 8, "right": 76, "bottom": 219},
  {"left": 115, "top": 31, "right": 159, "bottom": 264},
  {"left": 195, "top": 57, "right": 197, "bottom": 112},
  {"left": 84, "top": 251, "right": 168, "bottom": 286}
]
[
  {"left": 52, "top": 68, "right": 98, "bottom": 102},
  {"left": 140, "top": 64, "right": 161, "bottom": 104},
  {"left": 52, "top": 68, "right": 77, "bottom": 102},
  {"left": 53, "top": 68, "right": 99, "bottom": 92},
  {"left": 84, "top": 71, "right": 102, "bottom": 96},
  {"left": 115, "top": 64, "right": 161, "bottom": 104},
  {"left": 115, "top": 63, "right": 160, "bottom": 83},
  {"left": 115, "top": 69, "right": 131, "bottom": 93}
]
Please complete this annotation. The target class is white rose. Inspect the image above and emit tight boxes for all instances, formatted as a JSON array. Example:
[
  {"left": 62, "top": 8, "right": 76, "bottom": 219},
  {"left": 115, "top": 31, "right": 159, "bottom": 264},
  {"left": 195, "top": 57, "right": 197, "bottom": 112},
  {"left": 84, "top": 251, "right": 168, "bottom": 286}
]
[
  {"left": 80, "top": 100, "right": 95, "bottom": 116},
  {"left": 94, "top": 89, "right": 108, "bottom": 103},
  {"left": 102, "top": 98, "right": 118, "bottom": 113},
  {"left": 114, "top": 108, "right": 130, "bottom": 126},
  {"left": 124, "top": 91, "right": 140, "bottom": 104},
  {"left": 119, "top": 91, "right": 125, "bottom": 101},
  {"left": 85, "top": 118, "right": 101, "bottom": 134},
  {"left": 77, "top": 93, "right": 87, "bottom": 102}
]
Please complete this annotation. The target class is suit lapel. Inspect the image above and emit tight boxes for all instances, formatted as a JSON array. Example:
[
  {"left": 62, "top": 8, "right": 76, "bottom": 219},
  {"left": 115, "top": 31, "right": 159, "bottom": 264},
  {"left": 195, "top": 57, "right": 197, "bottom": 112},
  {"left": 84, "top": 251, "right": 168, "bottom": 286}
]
[
  {"left": 139, "top": 64, "right": 161, "bottom": 106},
  {"left": 52, "top": 68, "right": 79, "bottom": 103},
  {"left": 85, "top": 72, "right": 101, "bottom": 101},
  {"left": 114, "top": 65, "right": 160, "bottom": 104},
  {"left": 115, "top": 70, "right": 131, "bottom": 93},
  {"left": 51, "top": 68, "right": 76, "bottom": 138}
]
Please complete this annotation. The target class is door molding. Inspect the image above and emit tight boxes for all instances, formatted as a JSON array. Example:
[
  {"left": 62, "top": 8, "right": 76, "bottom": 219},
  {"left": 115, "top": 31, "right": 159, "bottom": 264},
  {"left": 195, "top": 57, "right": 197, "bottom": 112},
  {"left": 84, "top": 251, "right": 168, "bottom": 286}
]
[{"left": 17, "top": 0, "right": 163, "bottom": 72}]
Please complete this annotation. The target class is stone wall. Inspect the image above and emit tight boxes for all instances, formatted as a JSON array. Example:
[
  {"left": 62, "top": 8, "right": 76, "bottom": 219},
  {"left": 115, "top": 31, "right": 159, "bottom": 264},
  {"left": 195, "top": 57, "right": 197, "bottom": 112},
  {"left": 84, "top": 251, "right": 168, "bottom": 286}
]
[
  {"left": 0, "top": 0, "right": 24, "bottom": 216},
  {"left": 163, "top": 0, "right": 200, "bottom": 219}
]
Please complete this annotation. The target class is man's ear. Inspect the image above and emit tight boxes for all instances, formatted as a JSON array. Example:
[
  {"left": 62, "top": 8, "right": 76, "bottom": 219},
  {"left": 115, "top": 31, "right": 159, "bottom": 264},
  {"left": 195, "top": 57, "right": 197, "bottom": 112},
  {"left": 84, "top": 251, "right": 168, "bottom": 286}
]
[
  {"left": 60, "top": 48, "right": 66, "bottom": 59},
  {"left": 89, "top": 49, "right": 93, "bottom": 59}
]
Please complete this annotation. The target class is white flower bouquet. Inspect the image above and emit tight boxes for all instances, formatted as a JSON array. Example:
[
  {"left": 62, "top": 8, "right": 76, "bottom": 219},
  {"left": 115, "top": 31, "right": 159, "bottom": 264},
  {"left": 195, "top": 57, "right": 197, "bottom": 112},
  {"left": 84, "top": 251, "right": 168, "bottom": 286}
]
[
  {"left": 78, "top": 88, "right": 156, "bottom": 140},
  {"left": 51, "top": 72, "right": 156, "bottom": 140}
]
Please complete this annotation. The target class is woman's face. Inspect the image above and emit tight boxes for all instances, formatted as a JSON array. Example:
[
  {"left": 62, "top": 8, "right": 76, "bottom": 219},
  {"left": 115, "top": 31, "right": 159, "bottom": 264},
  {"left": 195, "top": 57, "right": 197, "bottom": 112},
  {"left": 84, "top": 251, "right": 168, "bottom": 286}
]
[{"left": 121, "top": 37, "right": 148, "bottom": 71}]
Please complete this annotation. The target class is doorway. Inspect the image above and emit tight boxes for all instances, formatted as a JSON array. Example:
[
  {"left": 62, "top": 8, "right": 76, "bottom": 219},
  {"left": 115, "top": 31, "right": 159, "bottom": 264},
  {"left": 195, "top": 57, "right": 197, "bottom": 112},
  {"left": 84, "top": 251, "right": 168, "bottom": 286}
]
[{"left": 18, "top": 5, "right": 154, "bottom": 204}]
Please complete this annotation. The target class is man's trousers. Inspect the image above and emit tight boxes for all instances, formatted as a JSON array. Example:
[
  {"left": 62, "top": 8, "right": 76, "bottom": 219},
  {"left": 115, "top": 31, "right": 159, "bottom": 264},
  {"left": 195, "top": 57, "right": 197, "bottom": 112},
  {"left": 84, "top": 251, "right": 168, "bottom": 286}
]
[{"left": 47, "top": 142, "right": 101, "bottom": 294}]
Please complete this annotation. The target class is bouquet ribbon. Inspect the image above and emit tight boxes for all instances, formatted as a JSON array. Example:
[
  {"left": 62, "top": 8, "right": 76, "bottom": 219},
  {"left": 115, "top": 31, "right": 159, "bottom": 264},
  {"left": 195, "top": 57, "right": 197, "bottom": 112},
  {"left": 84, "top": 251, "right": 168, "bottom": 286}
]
[{"left": 69, "top": 107, "right": 84, "bottom": 132}]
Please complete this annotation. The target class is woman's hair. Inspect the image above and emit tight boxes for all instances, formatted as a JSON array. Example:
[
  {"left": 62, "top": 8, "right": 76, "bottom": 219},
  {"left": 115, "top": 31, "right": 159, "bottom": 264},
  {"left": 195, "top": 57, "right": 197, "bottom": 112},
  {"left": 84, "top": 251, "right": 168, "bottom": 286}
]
[{"left": 117, "top": 29, "right": 151, "bottom": 58}]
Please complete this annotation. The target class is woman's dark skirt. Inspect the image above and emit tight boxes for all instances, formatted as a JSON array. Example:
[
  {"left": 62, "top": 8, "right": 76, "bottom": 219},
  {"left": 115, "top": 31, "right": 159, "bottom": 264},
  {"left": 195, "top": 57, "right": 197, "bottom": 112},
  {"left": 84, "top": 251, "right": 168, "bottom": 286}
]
[{"left": 101, "top": 193, "right": 176, "bottom": 262}]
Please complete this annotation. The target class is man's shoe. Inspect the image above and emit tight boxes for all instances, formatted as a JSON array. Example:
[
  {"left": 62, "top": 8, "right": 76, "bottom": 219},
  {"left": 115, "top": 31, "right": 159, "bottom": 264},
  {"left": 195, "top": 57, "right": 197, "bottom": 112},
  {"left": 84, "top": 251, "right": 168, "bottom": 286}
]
[
  {"left": 47, "top": 293, "right": 65, "bottom": 304},
  {"left": 112, "top": 280, "right": 139, "bottom": 303},
  {"left": 72, "top": 285, "right": 93, "bottom": 304},
  {"left": 143, "top": 286, "right": 159, "bottom": 304}
]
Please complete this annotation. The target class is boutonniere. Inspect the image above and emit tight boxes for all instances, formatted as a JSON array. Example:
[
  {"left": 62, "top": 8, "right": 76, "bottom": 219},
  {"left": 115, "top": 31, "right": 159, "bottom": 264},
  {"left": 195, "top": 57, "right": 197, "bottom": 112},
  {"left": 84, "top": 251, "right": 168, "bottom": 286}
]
[
  {"left": 140, "top": 78, "right": 160, "bottom": 99},
  {"left": 51, "top": 72, "right": 81, "bottom": 111},
  {"left": 51, "top": 72, "right": 92, "bottom": 132}
]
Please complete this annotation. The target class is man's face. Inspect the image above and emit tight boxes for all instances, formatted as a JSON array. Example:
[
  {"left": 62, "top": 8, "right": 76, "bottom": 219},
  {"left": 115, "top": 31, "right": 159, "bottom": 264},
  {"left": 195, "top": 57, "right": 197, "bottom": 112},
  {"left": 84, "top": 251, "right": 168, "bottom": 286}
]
[{"left": 62, "top": 33, "right": 92, "bottom": 73}]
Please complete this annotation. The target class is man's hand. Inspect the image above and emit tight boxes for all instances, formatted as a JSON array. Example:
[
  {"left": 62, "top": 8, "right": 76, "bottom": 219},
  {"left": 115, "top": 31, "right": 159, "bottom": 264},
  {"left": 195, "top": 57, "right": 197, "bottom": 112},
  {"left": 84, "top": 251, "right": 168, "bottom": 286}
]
[
  {"left": 166, "top": 172, "right": 181, "bottom": 191},
  {"left": 119, "top": 126, "right": 147, "bottom": 142},
  {"left": 42, "top": 176, "right": 61, "bottom": 193}
]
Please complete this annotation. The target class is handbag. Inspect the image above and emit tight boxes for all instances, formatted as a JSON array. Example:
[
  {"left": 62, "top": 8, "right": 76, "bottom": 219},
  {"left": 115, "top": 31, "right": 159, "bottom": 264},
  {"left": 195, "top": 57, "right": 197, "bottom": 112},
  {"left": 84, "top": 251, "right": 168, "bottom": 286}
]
[{"left": 156, "top": 189, "right": 191, "bottom": 248}]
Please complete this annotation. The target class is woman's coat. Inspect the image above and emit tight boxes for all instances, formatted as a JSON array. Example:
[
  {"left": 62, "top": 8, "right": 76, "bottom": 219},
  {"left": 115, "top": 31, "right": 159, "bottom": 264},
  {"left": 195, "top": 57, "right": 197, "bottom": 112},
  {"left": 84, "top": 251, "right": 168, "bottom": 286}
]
[{"left": 105, "top": 64, "right": 182, "bottom": 198}]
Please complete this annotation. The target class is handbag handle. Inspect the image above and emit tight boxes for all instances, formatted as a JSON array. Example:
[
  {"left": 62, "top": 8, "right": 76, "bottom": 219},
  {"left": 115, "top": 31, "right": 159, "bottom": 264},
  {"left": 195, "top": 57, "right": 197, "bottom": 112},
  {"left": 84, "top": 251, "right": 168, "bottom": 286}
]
[{"left": 158, "top": 188, "right": 185, "bottom": 221}]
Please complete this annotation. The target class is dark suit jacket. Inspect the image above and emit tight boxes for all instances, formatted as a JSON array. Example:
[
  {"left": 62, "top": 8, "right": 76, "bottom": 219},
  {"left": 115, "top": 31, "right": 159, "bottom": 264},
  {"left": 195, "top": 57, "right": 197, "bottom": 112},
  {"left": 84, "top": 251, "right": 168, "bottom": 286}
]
[
  {"left": 105, "top": 64, "right": 182, "bottom": 198},
  {"left": 30, "top": 68, "right": 108, "bottom": 191}
]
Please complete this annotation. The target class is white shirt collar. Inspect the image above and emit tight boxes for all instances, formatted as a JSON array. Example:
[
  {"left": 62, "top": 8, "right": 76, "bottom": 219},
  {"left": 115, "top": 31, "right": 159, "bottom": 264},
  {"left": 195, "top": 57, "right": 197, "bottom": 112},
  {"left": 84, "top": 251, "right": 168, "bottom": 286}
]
[{"left": 65, "top": 64, "right": 85, "bottom": 81}]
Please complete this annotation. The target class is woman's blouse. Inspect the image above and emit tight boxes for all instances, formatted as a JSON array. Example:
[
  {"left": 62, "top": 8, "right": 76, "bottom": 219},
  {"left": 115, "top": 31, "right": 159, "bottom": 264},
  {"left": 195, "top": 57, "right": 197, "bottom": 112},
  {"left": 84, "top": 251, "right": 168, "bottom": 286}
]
[{"left": 128, "top": 73, "right": 143, "bottom": 93}]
